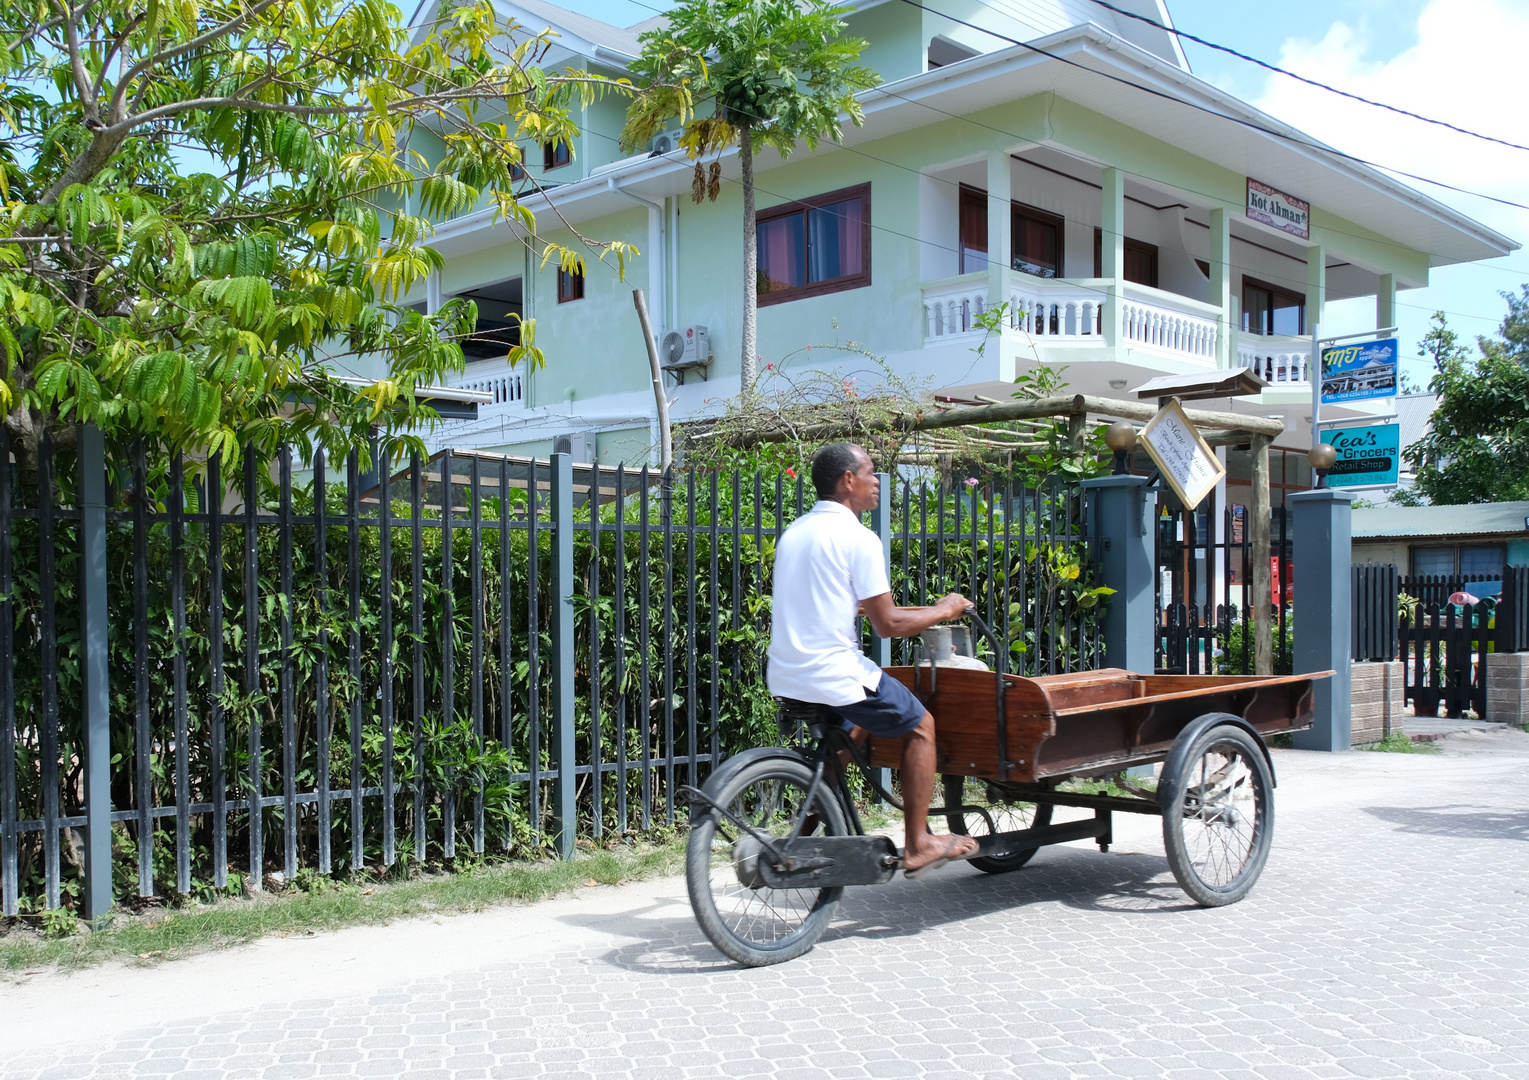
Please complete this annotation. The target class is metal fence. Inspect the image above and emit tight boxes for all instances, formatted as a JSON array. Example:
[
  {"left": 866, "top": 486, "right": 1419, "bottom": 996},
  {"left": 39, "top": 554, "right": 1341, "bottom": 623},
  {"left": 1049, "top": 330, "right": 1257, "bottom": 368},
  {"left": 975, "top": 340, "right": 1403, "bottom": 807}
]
[
  {"left": 1152, "top": 483, "right": 1291, "bottom": 676},
  {"left": 1352, "top": 564, "right": 1400, "bottom": 663},
  {"left": 0, "top": 430, "right": 1103, "bottom": 915}
]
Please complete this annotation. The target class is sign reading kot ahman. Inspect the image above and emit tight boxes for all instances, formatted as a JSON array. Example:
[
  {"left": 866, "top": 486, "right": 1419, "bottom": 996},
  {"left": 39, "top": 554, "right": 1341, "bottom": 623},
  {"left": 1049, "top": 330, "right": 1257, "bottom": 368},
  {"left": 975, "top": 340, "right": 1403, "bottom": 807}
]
[{"left": 1246, "top": 178, "right": 1310, "bottom": 240}]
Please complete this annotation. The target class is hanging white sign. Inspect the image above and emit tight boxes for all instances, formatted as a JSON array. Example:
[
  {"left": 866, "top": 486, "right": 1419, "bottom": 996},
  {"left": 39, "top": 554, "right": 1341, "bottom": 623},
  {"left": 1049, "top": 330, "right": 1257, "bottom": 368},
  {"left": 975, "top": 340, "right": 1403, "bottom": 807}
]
[{"left": 1137, "top": 399, "right": 1226, "bottom": 511}]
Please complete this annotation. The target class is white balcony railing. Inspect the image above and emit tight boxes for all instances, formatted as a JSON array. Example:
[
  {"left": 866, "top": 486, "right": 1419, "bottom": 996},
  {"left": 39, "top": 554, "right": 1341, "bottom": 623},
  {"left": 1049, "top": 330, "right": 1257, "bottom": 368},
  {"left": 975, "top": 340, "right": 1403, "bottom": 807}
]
[
  {"left": 922, "top": 273, "right": 987, "bottom": 339},
  {"left": 1119, "top": 282, "right": 1219, "bottom": 362},
  {"left": 454, "top": 361, "right": 526, "bottom": 407},
  {"left": 922, "top": 274, "right": 1226, "bottom": 367},
  {"left": 1237, "top": 333, "right": 1310, "bottom": 385}
]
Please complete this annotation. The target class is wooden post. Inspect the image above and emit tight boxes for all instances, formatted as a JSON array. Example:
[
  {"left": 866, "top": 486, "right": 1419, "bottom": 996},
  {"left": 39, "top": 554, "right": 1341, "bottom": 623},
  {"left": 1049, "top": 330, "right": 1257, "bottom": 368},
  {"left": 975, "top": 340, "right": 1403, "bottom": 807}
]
[{"left": 1250, "top": 434, "right": 1273, "bottom": 675}]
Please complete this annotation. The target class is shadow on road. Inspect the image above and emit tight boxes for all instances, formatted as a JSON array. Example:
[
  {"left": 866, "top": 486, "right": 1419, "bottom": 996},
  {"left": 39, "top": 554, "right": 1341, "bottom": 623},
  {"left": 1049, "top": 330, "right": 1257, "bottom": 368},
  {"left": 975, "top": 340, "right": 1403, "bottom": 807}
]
[
  {"left": 567, "top": 845, "right": 1197, "bottom": 975},
  {"left": 1363, "top": 804, "right": 1529, "bottom": 842}
]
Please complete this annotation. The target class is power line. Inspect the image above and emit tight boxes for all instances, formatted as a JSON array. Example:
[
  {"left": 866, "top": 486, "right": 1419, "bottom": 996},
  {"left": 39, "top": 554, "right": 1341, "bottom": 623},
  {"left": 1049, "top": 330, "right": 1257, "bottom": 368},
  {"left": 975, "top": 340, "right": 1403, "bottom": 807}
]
[
  {"left": 1083, "top": 0, "right": 1529, "bottom": 156},
  {"left": 892, "top": 0, "right": 1529, "bottom": 214}
]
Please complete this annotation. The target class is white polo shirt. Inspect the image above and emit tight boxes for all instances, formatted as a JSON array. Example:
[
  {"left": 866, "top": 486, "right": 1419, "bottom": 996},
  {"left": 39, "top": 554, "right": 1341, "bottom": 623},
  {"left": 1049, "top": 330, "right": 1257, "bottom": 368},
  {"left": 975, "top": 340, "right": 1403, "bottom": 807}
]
[{"left": 767, "top": 500, "right": 891, "bottom": 705}]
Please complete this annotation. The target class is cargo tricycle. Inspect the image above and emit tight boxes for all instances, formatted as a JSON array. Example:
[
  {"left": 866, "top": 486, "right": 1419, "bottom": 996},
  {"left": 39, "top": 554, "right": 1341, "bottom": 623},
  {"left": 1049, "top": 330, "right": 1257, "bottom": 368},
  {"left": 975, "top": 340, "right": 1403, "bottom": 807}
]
[{"left": 681, "top": 612, "right": 1329, "bottom": 966}]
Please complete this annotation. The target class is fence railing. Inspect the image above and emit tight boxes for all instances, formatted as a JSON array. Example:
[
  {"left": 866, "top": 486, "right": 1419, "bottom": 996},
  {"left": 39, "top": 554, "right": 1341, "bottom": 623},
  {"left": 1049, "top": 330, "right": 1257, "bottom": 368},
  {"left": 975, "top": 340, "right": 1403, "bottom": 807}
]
[
  {"left": 0, "top": 431, "right": 1102, "bottom": 916},
  {"left": 1352, "top": 564, "right": 1399, "bottom": 662}
]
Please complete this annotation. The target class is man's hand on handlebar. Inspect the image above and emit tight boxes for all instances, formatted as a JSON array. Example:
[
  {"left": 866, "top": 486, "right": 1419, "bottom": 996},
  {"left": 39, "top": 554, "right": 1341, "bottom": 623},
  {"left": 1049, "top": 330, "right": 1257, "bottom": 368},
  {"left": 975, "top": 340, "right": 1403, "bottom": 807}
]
[{"left": 858, "top": 591, "right": 973, "bottom": 640}]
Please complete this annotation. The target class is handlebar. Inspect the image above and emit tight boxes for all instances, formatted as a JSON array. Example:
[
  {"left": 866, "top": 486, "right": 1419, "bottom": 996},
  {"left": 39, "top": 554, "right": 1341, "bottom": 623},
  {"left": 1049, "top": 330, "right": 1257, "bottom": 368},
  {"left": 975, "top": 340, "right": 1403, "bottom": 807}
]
[{"left": 961, "top": 604, "right": 1007, "bottom": 678}]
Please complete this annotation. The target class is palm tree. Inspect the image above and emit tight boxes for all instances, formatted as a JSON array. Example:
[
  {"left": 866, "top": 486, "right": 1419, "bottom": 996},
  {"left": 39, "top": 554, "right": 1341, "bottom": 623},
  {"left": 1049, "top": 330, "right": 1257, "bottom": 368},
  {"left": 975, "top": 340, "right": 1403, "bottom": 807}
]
[{"left": 623, "top": 0, "right": 878, "bottom": 392}]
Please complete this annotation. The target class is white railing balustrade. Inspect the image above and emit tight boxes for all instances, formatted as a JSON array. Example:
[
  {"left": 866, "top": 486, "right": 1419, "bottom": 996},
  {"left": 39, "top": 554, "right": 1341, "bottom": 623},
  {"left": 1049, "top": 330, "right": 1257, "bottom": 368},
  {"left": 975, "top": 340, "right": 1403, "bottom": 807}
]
[
  {"left": 922, "top": 275, "right": 987, "bottom": 340},
  {"left": 1236, "top": 334, "right": 1309, "bottom": 385},
  {"left": 1119, "top": 283, "right": 1219, "bottom": 361},
  {"left": 1008, "top": 280, "right": 1103, "bottom": 341},
  {"left": 455, "top": 364, "right": 526, "bottom": 406}
]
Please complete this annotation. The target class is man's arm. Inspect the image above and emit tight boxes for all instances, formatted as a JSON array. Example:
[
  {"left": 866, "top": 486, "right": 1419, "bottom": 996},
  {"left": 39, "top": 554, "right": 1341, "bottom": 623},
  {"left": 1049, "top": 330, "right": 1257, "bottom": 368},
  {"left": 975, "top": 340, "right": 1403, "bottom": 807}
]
[{"left": 860, "top": 592, "right": 969, "bottom": 640}]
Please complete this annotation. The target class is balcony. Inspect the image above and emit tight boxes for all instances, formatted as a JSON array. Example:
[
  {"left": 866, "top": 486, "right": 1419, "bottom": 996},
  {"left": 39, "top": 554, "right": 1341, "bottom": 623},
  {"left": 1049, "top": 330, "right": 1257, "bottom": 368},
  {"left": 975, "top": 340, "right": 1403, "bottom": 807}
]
[
  {"left": 452, "top": 359, "right": 527, "bottom": 409},
  {"left": 1237, "top": 333, "right": 1310, "bottom": 386},
  {"left": 922, "top": 272, "right": 1221, "bottom": 366}
]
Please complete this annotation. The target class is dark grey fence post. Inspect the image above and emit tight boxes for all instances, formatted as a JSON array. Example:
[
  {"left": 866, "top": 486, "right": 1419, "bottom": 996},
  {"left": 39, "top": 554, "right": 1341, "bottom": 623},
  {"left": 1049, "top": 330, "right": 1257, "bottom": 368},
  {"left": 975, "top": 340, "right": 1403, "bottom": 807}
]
[
  {"left": 549, "top": 454, "right": 577, "bottom": 859},
  {"left": 77, "top": 424, "right": 113, "bottom": 923},
  {"left": 869, "top": 473, "right": 894, "bottom": 797},
  {"left": 1080, "top": 475, "right": 1156, "bottom": 673},
  {"left": 1290, "top": 488, "right": 1354, "bottom": 751}
]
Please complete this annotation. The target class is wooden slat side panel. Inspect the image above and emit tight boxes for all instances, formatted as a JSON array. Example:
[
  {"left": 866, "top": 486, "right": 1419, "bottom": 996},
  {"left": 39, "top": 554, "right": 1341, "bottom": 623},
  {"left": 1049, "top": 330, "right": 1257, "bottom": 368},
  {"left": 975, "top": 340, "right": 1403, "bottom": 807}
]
[{"left": 863, "top": 668, "right": 1055, "bottom": 782}]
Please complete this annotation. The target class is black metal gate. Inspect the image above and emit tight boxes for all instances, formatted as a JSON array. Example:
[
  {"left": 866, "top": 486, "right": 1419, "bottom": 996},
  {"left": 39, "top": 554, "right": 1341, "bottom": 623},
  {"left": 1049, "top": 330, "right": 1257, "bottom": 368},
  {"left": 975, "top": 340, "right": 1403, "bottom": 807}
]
[{"left": 1152, "top": 484, "right": 1283, "bottom": 675}]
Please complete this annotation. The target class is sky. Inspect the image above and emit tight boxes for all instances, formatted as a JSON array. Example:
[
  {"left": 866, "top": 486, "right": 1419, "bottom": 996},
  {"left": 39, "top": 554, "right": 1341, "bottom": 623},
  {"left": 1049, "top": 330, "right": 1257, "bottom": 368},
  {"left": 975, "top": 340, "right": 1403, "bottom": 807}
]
[{"left": 569, "top": 0, "right": 1529, "bottom": 384}]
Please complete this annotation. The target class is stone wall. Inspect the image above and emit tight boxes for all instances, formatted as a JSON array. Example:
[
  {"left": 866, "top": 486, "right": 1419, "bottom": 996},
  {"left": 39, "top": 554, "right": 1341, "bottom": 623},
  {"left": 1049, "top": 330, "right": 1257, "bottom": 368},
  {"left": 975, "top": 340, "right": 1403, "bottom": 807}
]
[
  {"left": 1351, "top": 661, "right": 1406, "bottom": 744},
  {"left": 1486, "top": 652, "right": 1529, "bottom": 726}
]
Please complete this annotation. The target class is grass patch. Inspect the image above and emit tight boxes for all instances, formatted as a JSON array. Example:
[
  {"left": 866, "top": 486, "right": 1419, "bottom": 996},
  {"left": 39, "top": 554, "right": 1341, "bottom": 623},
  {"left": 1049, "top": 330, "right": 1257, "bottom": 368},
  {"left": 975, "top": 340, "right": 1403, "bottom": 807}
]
[
  {"left": 0, "top": 836, "right": 687, "bottom": 978},
  {"left": 1363, "top": 733, "right": 1440, "bottom": 754}
]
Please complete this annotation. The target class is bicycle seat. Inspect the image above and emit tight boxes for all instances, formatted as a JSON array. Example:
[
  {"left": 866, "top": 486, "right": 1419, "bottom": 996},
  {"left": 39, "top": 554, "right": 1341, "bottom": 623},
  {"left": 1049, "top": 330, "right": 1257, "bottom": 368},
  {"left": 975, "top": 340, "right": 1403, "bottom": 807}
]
[{"left": 775, "top": 698, "right": 835, "bottom": 740}]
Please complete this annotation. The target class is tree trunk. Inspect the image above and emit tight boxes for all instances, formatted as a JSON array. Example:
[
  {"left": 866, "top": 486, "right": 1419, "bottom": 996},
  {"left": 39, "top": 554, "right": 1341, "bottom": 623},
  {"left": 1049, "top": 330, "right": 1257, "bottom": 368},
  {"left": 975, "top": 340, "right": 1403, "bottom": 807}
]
[
  {"left": 739, "top": 124, "right": 757, "bottom": 393},
  {"left": 632, "top": 288, "right": 673, "bottom": 469}
]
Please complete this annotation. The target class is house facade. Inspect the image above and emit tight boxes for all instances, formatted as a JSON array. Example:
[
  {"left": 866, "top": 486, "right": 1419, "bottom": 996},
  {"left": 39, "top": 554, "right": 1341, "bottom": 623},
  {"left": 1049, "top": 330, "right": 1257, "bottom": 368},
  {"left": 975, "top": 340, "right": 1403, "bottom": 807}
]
[{"left": 382, "top": 0, "right": 1515, "bottom": 484}]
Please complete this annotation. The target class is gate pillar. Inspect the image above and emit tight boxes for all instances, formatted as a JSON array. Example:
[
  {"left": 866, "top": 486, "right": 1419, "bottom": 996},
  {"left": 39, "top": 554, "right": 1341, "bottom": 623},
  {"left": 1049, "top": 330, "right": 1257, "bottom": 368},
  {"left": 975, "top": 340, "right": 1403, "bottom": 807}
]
[
  {"left": 1289, "top": 488, "right": 1354, "bottom": 751},
  {"left": 1083, "top": 475, "right": 1156, "bottom": 674}
]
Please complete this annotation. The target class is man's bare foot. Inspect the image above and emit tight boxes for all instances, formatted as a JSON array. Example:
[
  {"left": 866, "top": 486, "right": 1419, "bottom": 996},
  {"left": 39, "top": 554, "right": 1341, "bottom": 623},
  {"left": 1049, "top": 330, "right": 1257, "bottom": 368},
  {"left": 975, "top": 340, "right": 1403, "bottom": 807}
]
[{"left": 902, "top": 832, "right": 979, "bottom": 877}]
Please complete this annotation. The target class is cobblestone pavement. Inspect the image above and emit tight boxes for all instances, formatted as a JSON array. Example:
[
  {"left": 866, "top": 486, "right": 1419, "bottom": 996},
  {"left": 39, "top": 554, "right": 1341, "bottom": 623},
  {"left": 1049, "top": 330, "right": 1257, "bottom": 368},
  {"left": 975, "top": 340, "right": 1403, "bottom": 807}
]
[{"left": 5, "top": 730, "right": 1529, "bottom": 1080}]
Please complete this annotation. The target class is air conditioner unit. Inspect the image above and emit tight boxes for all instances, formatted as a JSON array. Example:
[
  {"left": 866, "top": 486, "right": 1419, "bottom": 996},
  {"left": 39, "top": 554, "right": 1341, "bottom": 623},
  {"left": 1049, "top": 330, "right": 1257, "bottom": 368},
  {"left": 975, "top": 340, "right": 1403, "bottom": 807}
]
[
  {"left": 649, "top": 129, "right": 684, "bottom": 156},
  {"left": 552, "top": 431, "right": 592, "bottom": 463},
  {"left": 659, "top": 325, "right": 710, "bottom": 384}
]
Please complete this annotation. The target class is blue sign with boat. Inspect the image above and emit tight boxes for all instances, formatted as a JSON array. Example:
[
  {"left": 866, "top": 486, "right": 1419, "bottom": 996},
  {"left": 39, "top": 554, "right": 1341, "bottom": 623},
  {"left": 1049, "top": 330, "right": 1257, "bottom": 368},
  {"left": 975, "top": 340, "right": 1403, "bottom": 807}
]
[
  {"left": 1324, "top": 423, "right": 1400, "bottom": 488},
  {"left": 1321, "top": 338, "right": 1398, "bottom": 403}
]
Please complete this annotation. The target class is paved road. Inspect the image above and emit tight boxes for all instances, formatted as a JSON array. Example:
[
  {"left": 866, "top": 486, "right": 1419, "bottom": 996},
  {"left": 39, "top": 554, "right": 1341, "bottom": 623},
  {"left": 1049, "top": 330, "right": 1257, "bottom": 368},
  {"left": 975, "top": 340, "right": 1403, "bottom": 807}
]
[{"left": 4, "top": 729, "right": 1529, "bottom": 1080}]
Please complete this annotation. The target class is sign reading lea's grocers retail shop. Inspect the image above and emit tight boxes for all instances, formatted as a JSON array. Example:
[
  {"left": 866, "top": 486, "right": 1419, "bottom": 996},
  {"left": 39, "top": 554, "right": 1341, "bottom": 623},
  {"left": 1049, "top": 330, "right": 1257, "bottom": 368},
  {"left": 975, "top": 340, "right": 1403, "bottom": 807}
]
[
  {"left": 1246, "top": 178, "right": 1309, "bottom": 240},
  {"left": 1323, "top": 423, "right": 1400, "bottom": 488}
]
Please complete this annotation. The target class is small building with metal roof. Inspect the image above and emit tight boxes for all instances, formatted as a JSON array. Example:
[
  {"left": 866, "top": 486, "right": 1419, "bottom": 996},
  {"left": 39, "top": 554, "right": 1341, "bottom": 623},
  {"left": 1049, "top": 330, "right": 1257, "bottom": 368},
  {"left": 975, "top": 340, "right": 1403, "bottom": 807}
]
[{"left": 1352, "top": 501, "right": 1529, "bottom": 580}]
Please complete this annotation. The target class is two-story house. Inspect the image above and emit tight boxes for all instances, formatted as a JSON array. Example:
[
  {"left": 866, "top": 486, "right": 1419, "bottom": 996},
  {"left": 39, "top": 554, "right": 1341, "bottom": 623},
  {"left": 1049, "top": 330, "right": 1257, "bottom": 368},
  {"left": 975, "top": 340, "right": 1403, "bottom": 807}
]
[{"left": 385, "top": 0, "right": 1516, "bottom": 498}]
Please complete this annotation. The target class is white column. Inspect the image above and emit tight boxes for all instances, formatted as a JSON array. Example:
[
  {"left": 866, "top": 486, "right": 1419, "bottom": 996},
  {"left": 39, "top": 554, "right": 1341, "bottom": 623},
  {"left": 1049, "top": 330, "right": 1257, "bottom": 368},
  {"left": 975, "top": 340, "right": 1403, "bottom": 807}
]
[
  {"left": 1209, "top": 207, "right": 1232, "bottom": 368},
  {"left": 1376, "top": 272, "right": 1396, "bottom": 333},
  {"left": 1306, "top": 243, "right": 1326, "bottom": 332},
  {"left": 1102, "top": 167, "right": 1125, "bottom": 347},
  {"left": 987, "top": 147, "right": 1011, "bottom": 327}
]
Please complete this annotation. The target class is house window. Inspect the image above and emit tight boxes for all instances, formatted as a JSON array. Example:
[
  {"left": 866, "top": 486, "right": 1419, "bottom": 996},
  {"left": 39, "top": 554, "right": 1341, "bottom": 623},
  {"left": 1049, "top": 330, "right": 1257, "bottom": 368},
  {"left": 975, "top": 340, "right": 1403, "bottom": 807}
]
[
  {"left": 543, "top": 140, "right": 571, "bottom": 170},
  {"left": 1461, "top": 545, "right": 1505, "bottom": 579},
  {"left": 1092, "top": 230, "right": 1159, "bottom": 287},
  {"left": 1410, "top": 544, "right": 1505, "bottom": 579},
  {"left": 1242, "top": 277, "right": 1304, "bottom": 336},
  {"left": 1012, "top": 203, "right": 1062, "bottom": 278},
  {"left": 756, "top": 183, "right": 871, "bottom": 305},
  {"left": 958, "top": 185, "right": 987, "bottom": 274},
  {"left": 557, "top": 266, "right": 584, "bottom": 303}
]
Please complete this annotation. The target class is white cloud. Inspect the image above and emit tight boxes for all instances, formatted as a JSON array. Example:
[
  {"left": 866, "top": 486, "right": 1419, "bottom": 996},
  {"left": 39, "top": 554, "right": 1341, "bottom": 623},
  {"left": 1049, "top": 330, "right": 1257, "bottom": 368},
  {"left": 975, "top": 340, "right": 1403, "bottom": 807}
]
[{"left": 1244, "top": 0, "right": 1529, "bottom": 356}]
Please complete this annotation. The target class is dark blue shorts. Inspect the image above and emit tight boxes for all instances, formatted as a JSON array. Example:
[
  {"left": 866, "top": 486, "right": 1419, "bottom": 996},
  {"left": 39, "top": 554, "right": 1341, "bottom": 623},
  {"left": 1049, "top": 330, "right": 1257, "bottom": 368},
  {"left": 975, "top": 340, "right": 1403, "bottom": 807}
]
[{"left": 825, "top": 673, "right": 927, "bottom": 739}]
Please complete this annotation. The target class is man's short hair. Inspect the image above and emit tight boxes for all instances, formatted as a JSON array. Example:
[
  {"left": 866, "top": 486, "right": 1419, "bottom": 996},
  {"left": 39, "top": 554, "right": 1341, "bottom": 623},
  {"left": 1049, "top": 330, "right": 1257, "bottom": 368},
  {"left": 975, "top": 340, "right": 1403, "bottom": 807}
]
[{"left": 812, "top": 443, "right": 866, "bottom": 499}]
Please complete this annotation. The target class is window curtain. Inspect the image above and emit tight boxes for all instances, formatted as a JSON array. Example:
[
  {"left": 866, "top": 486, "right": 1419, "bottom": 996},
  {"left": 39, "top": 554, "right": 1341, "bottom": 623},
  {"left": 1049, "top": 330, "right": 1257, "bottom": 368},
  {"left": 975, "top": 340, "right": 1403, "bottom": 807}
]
[
  {"left": 757, "top": 215, "right": 806, "bottom": 293},
  {"left": 807, "top": 198, "right": 864, "bottom": 283}
]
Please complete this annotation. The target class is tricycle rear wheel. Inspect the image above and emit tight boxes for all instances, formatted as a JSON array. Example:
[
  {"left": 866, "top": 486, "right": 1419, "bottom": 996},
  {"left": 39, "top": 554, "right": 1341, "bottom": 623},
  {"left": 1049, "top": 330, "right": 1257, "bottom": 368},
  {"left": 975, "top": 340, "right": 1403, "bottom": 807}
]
[
  {"left": 686, "top": 756, "right": 848, "bottom": 967},
  {"left": 1161, "top": 721, "right": 1274, "bottom": 906},
  {"left": 941, "top": 775, "right": 1053, "bottom": 874}
]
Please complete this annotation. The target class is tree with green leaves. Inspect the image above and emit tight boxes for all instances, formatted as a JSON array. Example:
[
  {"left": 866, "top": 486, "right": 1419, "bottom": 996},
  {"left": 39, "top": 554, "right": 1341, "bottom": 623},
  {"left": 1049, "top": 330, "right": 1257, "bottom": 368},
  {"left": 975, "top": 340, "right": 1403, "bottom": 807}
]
[
  {"left": 622, "top": 0, "right": 878, "bottom": 392},
  {"left": 1400, "top": 291, "right": 1529, "bottom": 504},
  {"left": 0, "top": 0, "right": 638, "bottom": 477}
]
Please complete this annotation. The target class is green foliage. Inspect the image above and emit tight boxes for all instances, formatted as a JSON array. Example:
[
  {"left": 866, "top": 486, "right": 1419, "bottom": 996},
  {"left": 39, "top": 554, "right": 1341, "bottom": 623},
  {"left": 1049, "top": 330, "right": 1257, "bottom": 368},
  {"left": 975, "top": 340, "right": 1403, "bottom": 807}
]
[
  {"left": 1364, "top": 733, "right": 1438, "bottom": 754},
  {"left": 622, "top": 0, "right": 879, "bottom": 161},
  {"left": 1400, "top": 297, "right": 1529, "bottom": 505},
  {"left": 39, "top": 906, "right": 80, "bottom": 939},
  {"left": 0, "top": 0, "right": 640, "bottom": 473},
  {"left": 1215, "top": 615, "right": 1293, "bottom": 676}
]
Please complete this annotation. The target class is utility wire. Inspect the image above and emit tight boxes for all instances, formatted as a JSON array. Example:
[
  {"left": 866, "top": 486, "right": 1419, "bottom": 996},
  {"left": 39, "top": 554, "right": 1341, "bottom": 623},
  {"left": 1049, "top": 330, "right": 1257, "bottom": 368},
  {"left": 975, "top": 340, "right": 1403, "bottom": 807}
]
[
  {"left": 1083, "top": 0, "right": 1529, "bottom": 155},
  {"left": 893, "top": 0, "right": 1529, "bottom": 213}
]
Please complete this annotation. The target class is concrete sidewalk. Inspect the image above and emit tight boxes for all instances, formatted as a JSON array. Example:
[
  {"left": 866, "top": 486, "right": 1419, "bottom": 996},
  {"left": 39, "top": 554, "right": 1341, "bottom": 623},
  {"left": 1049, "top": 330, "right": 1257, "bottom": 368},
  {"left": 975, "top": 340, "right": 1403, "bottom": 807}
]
[{"left": 4, "top": 729, "right": 1529, "bottom": 1079}]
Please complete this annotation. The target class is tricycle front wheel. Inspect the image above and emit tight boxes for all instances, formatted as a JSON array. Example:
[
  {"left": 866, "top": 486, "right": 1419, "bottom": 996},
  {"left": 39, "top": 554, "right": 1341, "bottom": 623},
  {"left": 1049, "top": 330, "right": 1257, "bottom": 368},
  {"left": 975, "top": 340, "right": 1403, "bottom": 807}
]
[
  {"left": 1161, "top": 721, "right": 1274, "bottom": 906},
  {"left": 685, "top": 756, "right": 847, "bottom": 967}
]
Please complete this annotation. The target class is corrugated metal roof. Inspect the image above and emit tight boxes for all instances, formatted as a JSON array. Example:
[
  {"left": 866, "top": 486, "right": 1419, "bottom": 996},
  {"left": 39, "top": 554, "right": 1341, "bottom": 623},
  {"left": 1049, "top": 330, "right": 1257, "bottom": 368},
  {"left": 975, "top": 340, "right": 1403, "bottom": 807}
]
[{"left": 1352, "top": 501, "right": 1529, "bottom": 539}]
